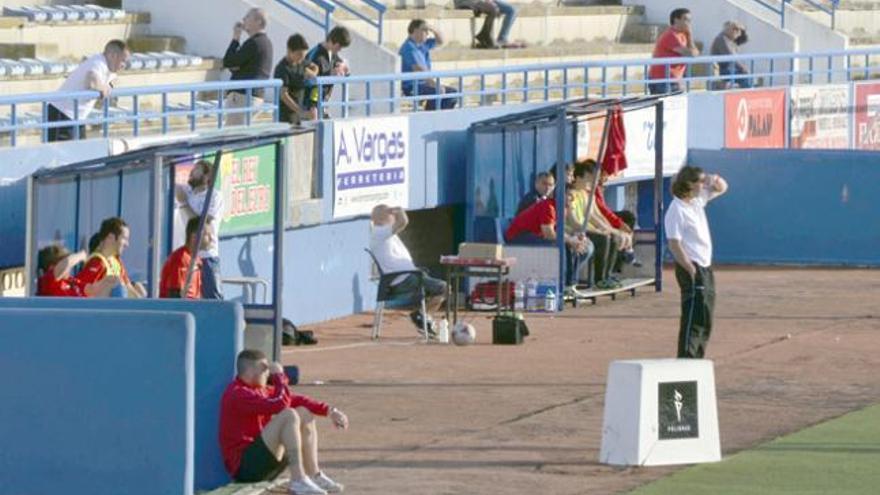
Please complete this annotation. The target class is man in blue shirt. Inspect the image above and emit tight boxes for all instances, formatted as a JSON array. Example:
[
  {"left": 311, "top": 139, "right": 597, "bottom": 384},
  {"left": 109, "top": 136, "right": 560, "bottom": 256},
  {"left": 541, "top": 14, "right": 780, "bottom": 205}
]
[{"left": 399, "top": 19, "right": 457, "bottom": 111}]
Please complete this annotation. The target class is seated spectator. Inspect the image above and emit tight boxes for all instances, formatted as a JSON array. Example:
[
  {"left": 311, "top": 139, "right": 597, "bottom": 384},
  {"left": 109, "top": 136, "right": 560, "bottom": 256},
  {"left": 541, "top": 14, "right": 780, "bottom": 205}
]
[
  {"left": 370, "top": 204, "right": 447, "bottom": 337},
  {"left": 596, "top": 170, "right": 640, "bottom": 269},
  {"left": 275, "top": 34, "right": 319, "bottom": 125},
  {"left": 76, "top": 217, "right": 146, "bottom": 298},
  {"left": 37, "top": 245, "right": 88, "bottom": 297},
  {"left": 567, "top": 160, "right": 625, "bottom": 289},
  {"left": 304, "top": 27, "right": 351, "bottom": 119},
  {"left": 223, "top": 8, "right": 273, "bottom": 127},
  {"left": 400, "top": 20, "right": 457, "bottom": 111},
  {"left": 550, "top": 163, "right": 574, "bottom": 188},
  {"left": 505, "top": 191, "right": 593, "bottom": 289},
  {"left": 220, "top": 350, "right": 348, "bottom": 494},
  {"left": 711, "top": 21, "right": 752, "bottom": 89},
  {"left": 47, "top": 39, "right": 129, "bottom": 142},
  {"left": 648, "top": 8, "right": 699, "bottom": 95},
  {"left": 516, "top": 171, "right": 555, "bottom": 215},
  {"left": 453, "top": 0, "right": 518, "bottom": 49},
  {"left": 160, "top": 217, "right": 210, "bottom": 299}
]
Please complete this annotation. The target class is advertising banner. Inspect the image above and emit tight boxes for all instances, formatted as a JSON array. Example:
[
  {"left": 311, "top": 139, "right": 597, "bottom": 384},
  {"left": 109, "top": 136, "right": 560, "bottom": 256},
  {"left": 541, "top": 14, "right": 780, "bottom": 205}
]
[
  {"left": 854, "top": 82, "right": 880, "bottom": 150},
  {"left": 333, "top": 116, "right": 409, "bottom": 218},
  {"left": 619, "top": 94, "right": 688, "bottom": 180},
  {"left": 790, "top": 84, "right": 850, "bottom": 149},
  {"left": 724, "top": 89, "right": 786, "bottom": 149}
]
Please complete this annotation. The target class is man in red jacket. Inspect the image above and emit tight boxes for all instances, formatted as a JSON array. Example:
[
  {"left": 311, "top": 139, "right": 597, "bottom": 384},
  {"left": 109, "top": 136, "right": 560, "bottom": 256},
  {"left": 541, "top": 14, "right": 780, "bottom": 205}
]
[{"left": 219, "top": 350, "right": 349, "bottom": 494}]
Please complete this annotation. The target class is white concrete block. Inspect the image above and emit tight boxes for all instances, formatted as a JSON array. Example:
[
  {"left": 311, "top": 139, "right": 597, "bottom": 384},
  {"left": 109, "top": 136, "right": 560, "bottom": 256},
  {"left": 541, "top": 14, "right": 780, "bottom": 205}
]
[{"left": 599, "top": 359, "right": 721, "bottom": 466}]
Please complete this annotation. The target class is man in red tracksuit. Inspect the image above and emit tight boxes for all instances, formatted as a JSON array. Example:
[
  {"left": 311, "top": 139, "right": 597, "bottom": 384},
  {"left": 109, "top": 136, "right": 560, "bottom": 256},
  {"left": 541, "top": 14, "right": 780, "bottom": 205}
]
[{"left": 219, "top": 350, "right": 349, "bottom": 495}]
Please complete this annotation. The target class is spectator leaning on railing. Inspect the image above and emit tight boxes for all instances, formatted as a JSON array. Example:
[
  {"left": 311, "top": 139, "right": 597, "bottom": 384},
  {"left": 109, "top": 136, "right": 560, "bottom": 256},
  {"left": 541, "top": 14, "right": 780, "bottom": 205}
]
[
  {"left": 711, "top": 21, "right": 752, "bottom": 89},
  {"left": 648, "top": 8, "right": 699, "bottom": 95},
  {"left": 400, "top": 19, "right": 457, "bottom": 111},
  {"left": 46, "top": 39, "right": 130, "bottom": 142},
  {"left": 223, "top": 8, "right": 273, "bottom": 126},
  {"left": 274, "top": 34, "right": 318, "bottom": 125},
  {"left": 304, "top": 27, "right": 351, "bottom": 120}
]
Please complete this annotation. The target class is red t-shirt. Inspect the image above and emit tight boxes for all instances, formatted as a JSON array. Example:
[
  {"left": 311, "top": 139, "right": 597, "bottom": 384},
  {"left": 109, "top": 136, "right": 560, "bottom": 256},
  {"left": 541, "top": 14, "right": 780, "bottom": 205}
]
[
  {"left": 219, "top": 374, "right": 330, "bottom": 477},
  {"left": 76, "top": 254, "right": 130, "bottom": 296},
  {"left": 37, "top": 265, "right": 85, "bottom": 297},
  {"left": 505, "top": 198, "right": 556, "bottom": 242},
  {"left": 649, "top": 28, "right": 689, "bottom": 80},
  {"left": 159, "top": 246, "right": 202, "bottom": 299},
  {"left": 596, "top": 187, "right": 624, "bottom": 229}
]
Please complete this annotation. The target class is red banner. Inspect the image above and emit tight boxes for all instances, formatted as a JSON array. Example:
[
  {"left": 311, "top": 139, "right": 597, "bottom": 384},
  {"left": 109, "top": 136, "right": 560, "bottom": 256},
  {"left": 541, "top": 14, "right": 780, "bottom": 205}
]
[
  {"left": 854, "top": 82, "right": 880, "bottom": 150},
  {"left": 724, "top": 89, "right": 786, "bottom": 149}
]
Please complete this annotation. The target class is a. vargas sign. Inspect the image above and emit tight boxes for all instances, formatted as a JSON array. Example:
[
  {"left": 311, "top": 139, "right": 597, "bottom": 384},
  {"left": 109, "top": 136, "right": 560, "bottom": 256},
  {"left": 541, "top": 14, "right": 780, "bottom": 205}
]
[{"left": 333, "top": 116, "right": 409, "bottom": 218}]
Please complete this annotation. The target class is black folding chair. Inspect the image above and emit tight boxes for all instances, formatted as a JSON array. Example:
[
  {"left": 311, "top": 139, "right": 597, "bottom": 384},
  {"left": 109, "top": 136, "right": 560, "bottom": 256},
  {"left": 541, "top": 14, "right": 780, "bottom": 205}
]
[{"left": 364, "top": 248, "right": 429, "bottom": 342}]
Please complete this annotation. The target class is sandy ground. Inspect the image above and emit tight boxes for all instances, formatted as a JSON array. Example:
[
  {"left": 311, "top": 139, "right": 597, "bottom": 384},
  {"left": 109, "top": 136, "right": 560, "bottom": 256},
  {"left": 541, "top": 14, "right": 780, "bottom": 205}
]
[{"left": 268, "top": 267, "right": 880, "bottom": 495}]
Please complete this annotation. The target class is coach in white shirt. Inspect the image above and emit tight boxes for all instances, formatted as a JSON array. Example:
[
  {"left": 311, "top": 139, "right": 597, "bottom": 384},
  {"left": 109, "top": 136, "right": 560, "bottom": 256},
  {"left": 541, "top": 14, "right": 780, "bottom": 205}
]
[
  {"left": 47, "top": 39, "right": 130, "bottom": 142},
  {"left": 176, "top": 160, "right": 225, "bottom": 299},
  {"left": 664, "top": 166, "right": 728, "bottom": 359}
]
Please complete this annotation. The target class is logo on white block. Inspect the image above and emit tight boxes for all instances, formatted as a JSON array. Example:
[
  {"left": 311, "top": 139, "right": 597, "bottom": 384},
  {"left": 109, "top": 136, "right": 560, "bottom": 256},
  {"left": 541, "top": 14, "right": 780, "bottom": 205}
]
[{"left": 659, "top": 381, "right": 699, "bottom": 440}]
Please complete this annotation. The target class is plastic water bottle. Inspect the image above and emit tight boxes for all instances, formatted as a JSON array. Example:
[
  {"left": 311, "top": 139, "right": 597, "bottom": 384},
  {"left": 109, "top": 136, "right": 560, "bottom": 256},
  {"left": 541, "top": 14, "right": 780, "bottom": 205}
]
[
  {"left": 544, "top": 288, "right": 557, "bottom": 313},
  {"left": 437, "top": 319, "right": 450, "bottom": 344},
  {"left": 526, "top": 277, "right": 538, "bottom": 312},
  {"left": 514, "top": 280, "right": 525, "bottom": 311}
]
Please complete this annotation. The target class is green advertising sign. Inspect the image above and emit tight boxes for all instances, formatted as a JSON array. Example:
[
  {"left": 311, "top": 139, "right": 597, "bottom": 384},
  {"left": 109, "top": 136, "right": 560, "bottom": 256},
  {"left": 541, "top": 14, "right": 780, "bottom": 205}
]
[{"left": 209, "top": 144, "right": 276, "bottom": 236}]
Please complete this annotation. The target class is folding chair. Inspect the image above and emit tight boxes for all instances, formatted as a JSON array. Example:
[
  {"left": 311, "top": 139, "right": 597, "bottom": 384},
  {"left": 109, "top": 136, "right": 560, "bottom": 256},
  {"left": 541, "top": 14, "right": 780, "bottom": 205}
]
[{"left": 365, "top": 248, "right": 429, "bottom": 342}]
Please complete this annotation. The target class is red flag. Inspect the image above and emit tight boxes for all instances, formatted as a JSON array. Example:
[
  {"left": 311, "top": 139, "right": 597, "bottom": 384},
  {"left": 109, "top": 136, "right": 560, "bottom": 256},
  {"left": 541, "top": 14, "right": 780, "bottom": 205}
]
[{"left": 601, "top": 106, "right": 628, "bottom": 176}]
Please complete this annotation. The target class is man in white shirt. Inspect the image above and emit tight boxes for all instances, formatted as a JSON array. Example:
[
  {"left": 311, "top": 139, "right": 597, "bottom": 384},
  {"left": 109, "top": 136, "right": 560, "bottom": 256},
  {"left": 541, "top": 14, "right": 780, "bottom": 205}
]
[
  {"left": 369, "top": 204, "right": 447, "bottom": 336},
  {"left": 664, "top": 166, "right": 728, "bottom": 359},
  {"left": 176, "top": 160, "right": 225, "bottom": 299},
  {"left": 47, "top": 39, "right": 130, "bottom": 142}
]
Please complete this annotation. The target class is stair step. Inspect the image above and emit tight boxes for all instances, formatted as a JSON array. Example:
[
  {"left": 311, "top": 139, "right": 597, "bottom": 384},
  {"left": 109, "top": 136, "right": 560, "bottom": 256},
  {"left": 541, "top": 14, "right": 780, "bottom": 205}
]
[
  {"left": 0, "top": 42, "right": 57, "bottom": 59},
  {"left": 127, "top": 35, "right": 187, "bottom": 54}
]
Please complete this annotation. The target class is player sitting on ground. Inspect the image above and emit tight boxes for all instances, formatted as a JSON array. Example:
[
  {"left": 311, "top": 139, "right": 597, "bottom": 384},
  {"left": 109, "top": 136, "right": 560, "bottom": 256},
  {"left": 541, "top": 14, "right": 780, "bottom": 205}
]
[
  {"left": 37, "top": 244, "right": 93, "bottom": 297},
  {"left": 76, "top": 217, "right": 146, "bottom": 298},
  {"left": 369, "top": 204, "right": 447, "bottom": 337},
  {"left": 219, "top": 350, "right": 349, "bottom": 495},
  {"left": 160, "top": 217, "right": 209, "bottom": 299}
]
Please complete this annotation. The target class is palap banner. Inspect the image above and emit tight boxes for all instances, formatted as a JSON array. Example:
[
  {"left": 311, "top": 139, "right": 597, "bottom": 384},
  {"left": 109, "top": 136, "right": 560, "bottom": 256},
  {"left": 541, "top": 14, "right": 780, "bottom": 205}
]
[
  {"left": 724, "top": 89, "right": 786, "bottom": 148},
  {"left": 853, "top": 82, "right": 880, "bottom": 150},
  {"left": 333, "top": 116, "right": 409, "bottom": 218},
  {"left": 790, "top": 84, "right": 850, "bottom": 149},
  {"left": 619, "top": 94, "right": 687, "bottom": 180}
]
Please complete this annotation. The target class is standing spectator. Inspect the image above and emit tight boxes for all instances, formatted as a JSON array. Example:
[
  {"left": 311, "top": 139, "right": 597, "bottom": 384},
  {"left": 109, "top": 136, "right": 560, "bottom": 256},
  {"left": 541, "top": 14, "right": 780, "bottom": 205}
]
[
  {"left": 220, "top": 350, "right": 348, "bottom": 494},
  {"left": 274, "top": 34, "right": 318, "bottom": 125},
  {"left": 648, "top": 8, "right": 699, "bottom": 95},
  {"left": 47, "top": 40, "right": 129, "bottom": 142},
  {"left": 223, "top": 8, "right": 273, "bottom": 127},
  {"left": 176, "top": 160, "right": 225, "bottom": 300},
  {"left": 160, "top": 217, "right": 210, "bottom": 299},
  {"left": 494, "top": 0, "right": 518, "bottom": 47},
  {"left": 400, "top": 20, "right": 457, "bottom": 111},
  {"left": 37, "top": 245, "right": 88, "bottom": 297},
  {"left": 665, "top": 166, "right": 728, "bottom": 358},
  {"left": 76, "top": 217, "right": 146, "bottom": 298},
  {"left": 711, "top": 21, "right": 752, "bottom": 89},
  {"left": 516, "top": 171, "right": 555, "bottom": 215},
  {"left": 453, "top": 0, "right": 517, "bottom": 49},
  {"left": 303, "top": 27, "right": 351, "bottom": 120}
]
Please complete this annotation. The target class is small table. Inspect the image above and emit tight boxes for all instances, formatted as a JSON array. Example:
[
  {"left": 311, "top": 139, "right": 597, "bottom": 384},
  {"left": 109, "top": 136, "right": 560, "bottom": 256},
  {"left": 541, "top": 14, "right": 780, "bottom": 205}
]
[{"left": 440, "top": 255, "right": 517, "bottom": 325}]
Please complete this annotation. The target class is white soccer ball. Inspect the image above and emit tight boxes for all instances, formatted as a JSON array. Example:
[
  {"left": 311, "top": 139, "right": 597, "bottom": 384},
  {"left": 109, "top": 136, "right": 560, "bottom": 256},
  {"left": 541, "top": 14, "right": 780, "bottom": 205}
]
[{"left": 451, "top": 322, "right": 476, "bottom": 346}]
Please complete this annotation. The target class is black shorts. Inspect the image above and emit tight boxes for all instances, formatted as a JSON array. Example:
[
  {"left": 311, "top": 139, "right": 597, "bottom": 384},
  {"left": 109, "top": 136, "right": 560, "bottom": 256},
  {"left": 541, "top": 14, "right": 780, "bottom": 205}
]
[{"left": 235, "top": 436, "right": 288, "bottom": 482}]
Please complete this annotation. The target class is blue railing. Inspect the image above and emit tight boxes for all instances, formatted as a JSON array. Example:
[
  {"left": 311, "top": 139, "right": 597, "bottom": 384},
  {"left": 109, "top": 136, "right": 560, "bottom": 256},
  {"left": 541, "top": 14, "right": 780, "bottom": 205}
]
[
  {"left": 748, "top": 0, "right": 839, "bottom": 29},
  {"left": 329, "top": 0, "right": 386, "bottom": 44},
  {"left": 0, "top": 80, "right": 280, "bottom": 147},
  {"left": 275, "top": 0, "right": 335, "bottom": 36},
  {"left": 315, "top": 47, "right": 880, "bottom": 118}
]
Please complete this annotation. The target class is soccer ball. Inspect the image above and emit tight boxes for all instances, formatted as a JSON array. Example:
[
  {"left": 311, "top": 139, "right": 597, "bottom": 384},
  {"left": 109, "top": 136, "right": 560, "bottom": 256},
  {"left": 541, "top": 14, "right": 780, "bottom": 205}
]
[{"left": 451, "top": 322, "right": 476, "bottom": 346}]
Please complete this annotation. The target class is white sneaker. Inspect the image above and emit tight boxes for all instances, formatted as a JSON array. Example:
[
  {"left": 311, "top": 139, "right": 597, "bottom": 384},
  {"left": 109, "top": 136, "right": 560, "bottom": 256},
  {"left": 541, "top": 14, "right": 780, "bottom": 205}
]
[
  {"left": 312, "top": 472, "right": 344, "bottom": 493},
  {"left": 289, "top": 477, "right": 327, "bottom": 495}
]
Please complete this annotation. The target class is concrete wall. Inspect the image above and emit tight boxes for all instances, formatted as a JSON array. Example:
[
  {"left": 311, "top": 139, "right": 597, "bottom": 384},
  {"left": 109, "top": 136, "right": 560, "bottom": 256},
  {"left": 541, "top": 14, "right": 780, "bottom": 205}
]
[
  {"left": 0, "top": 298, "right": 244, "bottom": 491},
  {"left": 0, "top": 308, "right": 195, "bottom": 495},
  {"left": 690, "top": 148, "right": 880, "bottom": 266},
  {"left": 686, "top": 91, "right": 725, "bottom": 151}
]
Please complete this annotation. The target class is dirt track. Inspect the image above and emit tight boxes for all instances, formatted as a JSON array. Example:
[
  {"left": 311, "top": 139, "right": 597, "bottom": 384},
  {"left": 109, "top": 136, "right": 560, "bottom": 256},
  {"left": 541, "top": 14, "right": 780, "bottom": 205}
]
[{"left": 278, "top": 268, "right": 880, "bottom": 495}]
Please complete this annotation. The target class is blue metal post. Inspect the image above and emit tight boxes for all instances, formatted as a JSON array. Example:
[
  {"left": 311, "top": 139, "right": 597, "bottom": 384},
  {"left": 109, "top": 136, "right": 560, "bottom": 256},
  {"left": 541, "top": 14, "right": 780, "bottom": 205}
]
[{"left": 653, "top": 100, "right": 664, "bottom": 292}]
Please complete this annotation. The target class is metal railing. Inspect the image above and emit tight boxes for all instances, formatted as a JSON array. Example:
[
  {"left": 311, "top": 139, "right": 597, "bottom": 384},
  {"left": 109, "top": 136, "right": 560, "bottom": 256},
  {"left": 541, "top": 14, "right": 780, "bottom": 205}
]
[
  {"left": 749, "top": 0, "right": 839, "bottom": 29},
  {"left": 314, "top": 47, "right": 880, "bottom": 118},
  {"left": 0, "top": 80, "right": 280, "bottom": 147},
  {"left": 275, "top": 0, "right": 335, "bottom": 36},
  {"left": 329, "top": 0, "right": 386, "bottom": 44}
]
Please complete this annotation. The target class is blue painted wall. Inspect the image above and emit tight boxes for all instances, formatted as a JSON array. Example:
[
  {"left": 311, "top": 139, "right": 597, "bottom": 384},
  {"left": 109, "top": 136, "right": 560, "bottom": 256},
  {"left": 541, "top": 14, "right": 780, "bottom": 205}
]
[
  {"left": 0, "top": 308, "right": 194, "bottom": 495},
  {"left": 0, "top": 298, "right": 243, "bottom": 491},
  {"left": 690, "top": 148, "right": 880, "bottom": 265}
]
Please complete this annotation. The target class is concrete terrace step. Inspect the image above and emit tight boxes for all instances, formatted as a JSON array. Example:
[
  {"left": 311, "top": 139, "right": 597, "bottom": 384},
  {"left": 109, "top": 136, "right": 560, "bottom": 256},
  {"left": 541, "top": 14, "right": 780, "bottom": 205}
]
[{"left": 0, "top": 12, "right": 151, "bottom": 59}]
